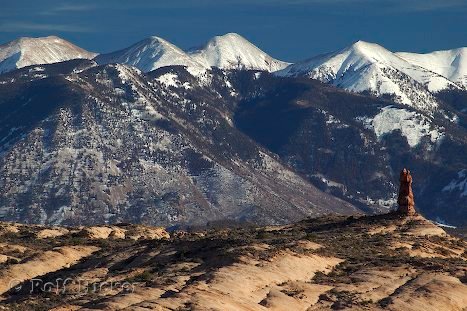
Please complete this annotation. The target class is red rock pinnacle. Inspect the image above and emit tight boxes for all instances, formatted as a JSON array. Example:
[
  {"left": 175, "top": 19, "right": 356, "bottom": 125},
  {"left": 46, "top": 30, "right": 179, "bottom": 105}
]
[{"left": 397, "top": 168, "right": 416, "bottom": 215}]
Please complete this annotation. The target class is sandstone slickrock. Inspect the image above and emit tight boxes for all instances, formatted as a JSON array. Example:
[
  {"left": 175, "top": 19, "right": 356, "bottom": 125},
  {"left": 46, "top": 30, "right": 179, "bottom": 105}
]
[
  {"left": 0, "top": 214, "right": 464, "bottom": 310},
  {"left": 0, "top": 245, "right": 99, "bottom": 295}
]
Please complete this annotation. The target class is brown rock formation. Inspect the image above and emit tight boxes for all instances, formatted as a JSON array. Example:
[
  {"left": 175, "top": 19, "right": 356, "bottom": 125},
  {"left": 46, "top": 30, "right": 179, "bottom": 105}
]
[{"left": 397, "top": 168, "right": 416, "bottom": 215}]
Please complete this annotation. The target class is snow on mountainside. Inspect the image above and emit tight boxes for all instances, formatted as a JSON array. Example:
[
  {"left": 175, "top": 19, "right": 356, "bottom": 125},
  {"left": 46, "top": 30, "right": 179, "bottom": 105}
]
[
  {"left": 187, "top": 33, "right": 290, "bottom": 72},
  {"left": 396, "top": 47, "right": 467, "bottom": 88},
  {"left": 0, "top": 61, "right": 359, "bottom": 226},
  {"left": 442, "top": 169, "right": 467, "bottom": 198},
  {"left": 277, "top": 41, "right": 459, "bottom": 113},
  {"left": 95, "top": 36, "right": 208, "bottom": 76},
  {"left": 358, "top": 106, "right": 444, "bottom": 148},
  {"left": 0, "top": 36, "right": 97, "bottom": 74}
]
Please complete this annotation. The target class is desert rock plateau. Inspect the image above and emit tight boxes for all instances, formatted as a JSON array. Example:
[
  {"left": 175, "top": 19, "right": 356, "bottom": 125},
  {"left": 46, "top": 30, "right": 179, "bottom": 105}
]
[{"left": 0, "top": 213, "right": 465, "bottom": 310}]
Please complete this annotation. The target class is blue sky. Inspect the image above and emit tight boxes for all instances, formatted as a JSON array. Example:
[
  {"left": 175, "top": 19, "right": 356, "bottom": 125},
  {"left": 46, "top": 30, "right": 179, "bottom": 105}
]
[{"left": 1, "top": 0, "right": 466, "bottom": 62}]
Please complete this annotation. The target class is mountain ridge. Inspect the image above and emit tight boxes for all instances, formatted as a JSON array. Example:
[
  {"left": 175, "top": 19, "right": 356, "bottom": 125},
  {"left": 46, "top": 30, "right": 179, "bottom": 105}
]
[{"left": 0, "top": 61, "right": 359, "bottom": 226}]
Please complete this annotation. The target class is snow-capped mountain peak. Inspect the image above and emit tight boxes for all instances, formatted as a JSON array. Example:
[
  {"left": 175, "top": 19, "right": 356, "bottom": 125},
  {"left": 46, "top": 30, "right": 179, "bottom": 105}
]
[
  {"left": 277, "top": 40, "right": 460, "bottom": 113},
  {"left": 346, "top": 40, "right": 389, "bottom": 55},
  {"left": 95, "top": 36, "right": 208, "bottom": 75},
  {"left": 316, "top": 40, "right": 405, "bottom": 76},
  {"left": 346, "top": 40, "right": 403, "bottom": 63},
  {"left": 187, "top": 32, "right": 290, "bottom": 72},
  {"left": 0, "top": 36, "right": 97, "bottom": 74}
]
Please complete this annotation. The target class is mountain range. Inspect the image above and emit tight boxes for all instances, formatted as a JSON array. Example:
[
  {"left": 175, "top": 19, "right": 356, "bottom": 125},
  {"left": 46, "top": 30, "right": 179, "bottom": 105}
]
[
  {"left": 0, "top": 33, "right": 466, "bottom": 227},
  {"left": 1, "top": 33, "right": 466, "bottom": 105}
]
